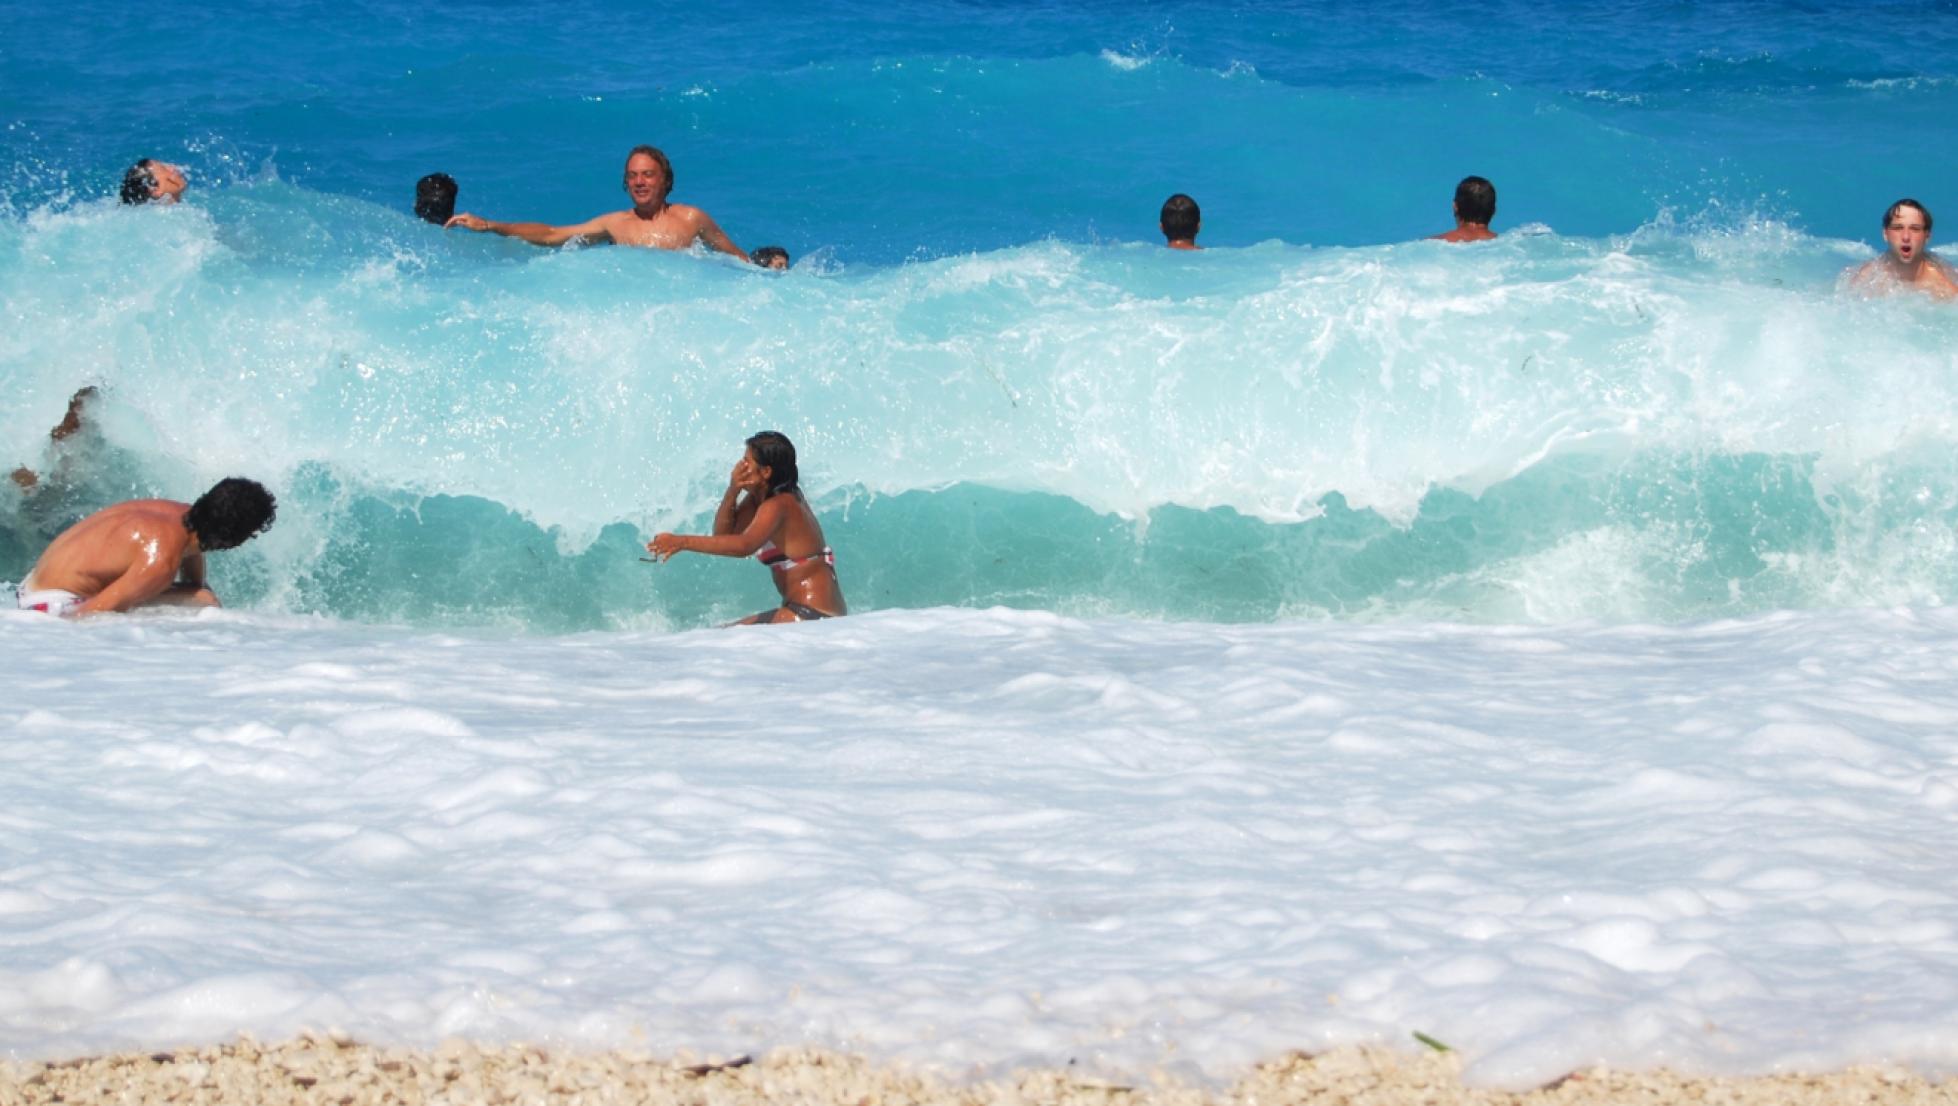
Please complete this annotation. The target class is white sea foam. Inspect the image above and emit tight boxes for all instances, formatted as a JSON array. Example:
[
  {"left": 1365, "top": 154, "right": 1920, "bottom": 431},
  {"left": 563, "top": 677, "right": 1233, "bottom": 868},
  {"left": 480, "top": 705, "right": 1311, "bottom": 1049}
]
[{"left": 4, "top": 604, "right": 1958, "bottom": 1088}]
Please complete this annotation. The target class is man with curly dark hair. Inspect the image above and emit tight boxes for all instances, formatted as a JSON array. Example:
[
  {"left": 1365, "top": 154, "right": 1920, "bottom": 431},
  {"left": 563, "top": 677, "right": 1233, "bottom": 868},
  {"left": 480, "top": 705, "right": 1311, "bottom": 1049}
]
[{"left": 14, "top": 477, "right": 276, "bottom": 616}]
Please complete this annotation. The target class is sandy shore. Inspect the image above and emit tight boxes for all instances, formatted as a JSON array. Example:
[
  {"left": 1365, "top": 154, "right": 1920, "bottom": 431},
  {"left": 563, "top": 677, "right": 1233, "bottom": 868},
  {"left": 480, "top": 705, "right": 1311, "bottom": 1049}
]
[{"left": 2, "top": 1037, "right": 1952, "bottom": 1105}]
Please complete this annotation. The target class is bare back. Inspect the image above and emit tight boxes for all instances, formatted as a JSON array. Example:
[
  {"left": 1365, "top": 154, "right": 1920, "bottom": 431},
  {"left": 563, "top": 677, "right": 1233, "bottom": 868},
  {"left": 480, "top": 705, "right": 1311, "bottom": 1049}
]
[
  {"left": 25, "top": 499, "right": 204, "bottom": 612},
  {"left": 1432, "top": 225, "right": 1497, "bottom": 243}
]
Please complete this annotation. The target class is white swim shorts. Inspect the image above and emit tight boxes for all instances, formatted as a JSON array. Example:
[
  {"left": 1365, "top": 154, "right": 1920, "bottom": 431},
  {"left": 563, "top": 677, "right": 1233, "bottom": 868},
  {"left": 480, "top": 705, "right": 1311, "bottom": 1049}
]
[{"left": 15, "top": 586, "right": 83, "bottom": 616}]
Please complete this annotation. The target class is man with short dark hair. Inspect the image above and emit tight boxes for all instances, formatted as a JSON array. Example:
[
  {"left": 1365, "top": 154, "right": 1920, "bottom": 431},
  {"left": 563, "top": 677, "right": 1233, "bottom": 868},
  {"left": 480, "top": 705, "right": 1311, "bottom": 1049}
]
[
  {"left": 1431, "top": 176, "right": 1496, "bottom": 242},
  {"left": 750, "top": 245, "right": 791, "bottom": 270},
  {"left": 1849, "top": 198, "right": 1958, "bottom": 299},
  {"left": 1160, "top": 193, "right": 1201, "bottom": 250},
  {"left": 415, "top": 173, "right": 459, "bottom": 225},
  {"left": 15, "top": 477, "right": 277, "bottom": 616},
  {"left": 446, "top": 146, "right": 747, "bottom": 260},
  {"left": 120, "top": 159, "right": 187, "bottom": 205}
]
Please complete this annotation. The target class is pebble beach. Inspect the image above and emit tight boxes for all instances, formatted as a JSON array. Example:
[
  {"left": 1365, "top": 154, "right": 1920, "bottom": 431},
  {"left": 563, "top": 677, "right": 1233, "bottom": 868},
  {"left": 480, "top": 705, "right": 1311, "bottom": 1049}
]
[{"left": 7, "top": 1039, "right": 1955, "bottom": 1106}]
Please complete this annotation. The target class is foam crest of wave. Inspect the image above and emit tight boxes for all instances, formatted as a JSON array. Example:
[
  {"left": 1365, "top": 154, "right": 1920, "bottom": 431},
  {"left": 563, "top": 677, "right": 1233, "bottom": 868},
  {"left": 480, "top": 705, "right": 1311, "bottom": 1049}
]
[{"left": 7, "top": 194, "right": 1958, "bottom": 626}]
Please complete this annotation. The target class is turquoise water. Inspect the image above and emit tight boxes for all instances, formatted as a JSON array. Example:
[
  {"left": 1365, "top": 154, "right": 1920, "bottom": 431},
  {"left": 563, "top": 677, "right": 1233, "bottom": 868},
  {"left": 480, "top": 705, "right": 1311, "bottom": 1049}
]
[{"left": 5, "top": 1, "right": 1958, "bottom": 629}]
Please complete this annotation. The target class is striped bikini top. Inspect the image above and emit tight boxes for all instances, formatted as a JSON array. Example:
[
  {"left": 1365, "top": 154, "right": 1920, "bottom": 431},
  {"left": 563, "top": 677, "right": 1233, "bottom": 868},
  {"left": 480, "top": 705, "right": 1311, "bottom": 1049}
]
[{"left": 757, "top": 542, "right": 836, "bottom": 572}]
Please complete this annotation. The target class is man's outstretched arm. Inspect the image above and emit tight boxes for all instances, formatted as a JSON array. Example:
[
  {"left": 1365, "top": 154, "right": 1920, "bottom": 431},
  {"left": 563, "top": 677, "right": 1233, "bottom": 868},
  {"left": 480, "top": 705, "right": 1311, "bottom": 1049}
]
[
  {"left": 692, "top": 211, "right": 748, "bottom": 261},
  {"left": 447, "top": 212, "right": 612, "bottom": 247}
]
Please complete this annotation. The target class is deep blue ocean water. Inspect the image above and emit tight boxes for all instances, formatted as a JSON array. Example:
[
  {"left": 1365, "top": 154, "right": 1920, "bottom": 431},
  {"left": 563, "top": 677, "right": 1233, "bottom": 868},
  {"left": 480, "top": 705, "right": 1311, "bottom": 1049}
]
[{"left": 5, "top": 0, "right": 1958, "bottom": 629}]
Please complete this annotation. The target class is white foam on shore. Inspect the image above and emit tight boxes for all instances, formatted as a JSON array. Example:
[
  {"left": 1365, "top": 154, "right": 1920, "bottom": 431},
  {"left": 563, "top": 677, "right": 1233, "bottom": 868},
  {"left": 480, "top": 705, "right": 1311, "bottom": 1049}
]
[{"left": 3, "top": 605, "right": 1957, "bottom": 1088}]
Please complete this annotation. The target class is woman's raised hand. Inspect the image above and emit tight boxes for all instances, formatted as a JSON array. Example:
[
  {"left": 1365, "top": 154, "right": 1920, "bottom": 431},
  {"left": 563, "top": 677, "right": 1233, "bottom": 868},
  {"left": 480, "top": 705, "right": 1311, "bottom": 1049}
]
[{"left": 730, "top": 457, "right": 767, "bottom": 494}]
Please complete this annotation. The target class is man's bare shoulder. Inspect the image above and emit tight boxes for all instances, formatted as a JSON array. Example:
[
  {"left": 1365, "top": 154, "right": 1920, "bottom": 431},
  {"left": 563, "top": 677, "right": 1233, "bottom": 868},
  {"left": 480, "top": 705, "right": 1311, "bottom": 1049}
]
[
  {"left": 58, "top": 500, "right": 190, "bottom": 545},
  {"left": 663, "top": 203, "right": 714, "bottom": 227},
  {"left": 81, "top": 499, "right": 190, "bottom": 526},
  {"left": 30, "top": 499, "right": 191, "bottom": 593},
  {"left": 1924, "top": 254, "right": 1958, "bottom": 296},
  {"left": 579, "top": 210, "right": 640, "bottom": 237},
  {"left": 1431, "top": 226, "right": 1497, "bottom": 243}
]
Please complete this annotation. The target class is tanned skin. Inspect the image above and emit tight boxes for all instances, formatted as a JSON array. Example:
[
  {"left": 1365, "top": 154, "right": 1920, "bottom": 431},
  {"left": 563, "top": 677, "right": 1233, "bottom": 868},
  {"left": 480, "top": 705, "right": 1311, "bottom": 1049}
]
[
  {"left": 646, "top": 448, "right": 846, "bottom": 623},
  {"left": 11, "top": 386, "right": 94, "bottom": 490},
  {"left": 22, "top": 500, "right": 219, "bottom": 614},
  {"left": 1431, "top": 201, "right": 1497, "bottom": 243},
  {"left": 446, "top": 150, "right": 747, "bottom": 260},
  {"left": 1849, "top": 203, "right": 1958, "bottom": 299}
]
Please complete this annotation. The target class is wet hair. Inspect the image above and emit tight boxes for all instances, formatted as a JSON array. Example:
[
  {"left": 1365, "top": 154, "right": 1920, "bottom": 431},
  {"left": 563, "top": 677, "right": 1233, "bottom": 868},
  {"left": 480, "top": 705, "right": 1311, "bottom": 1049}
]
[
  {"left": 751, "top": 245, "right": 790, "bottom": 269},
  {"left": 1160, "top": 193, "right": 1200, "bottom": 242},
  {"left": 415, "top": 173, "right": 458, "bottom": 224},
  {"left": 1884, "top": 198, "right": 1932, "bottom": 234},
  {"left": 624, "top": 145, "right": 674, "bottom": 200},
  {"left": 1455, "top": 176, "right": 1496, "bottom": 225},
  {"left": 120, "top": 159, "right": 161, "bottom": 205},
  {"left": 184, "top": 477, "right": 277, "bottom": 551},
  {"left": 745, "top": 431, "right": 800, "bottom": 496}
]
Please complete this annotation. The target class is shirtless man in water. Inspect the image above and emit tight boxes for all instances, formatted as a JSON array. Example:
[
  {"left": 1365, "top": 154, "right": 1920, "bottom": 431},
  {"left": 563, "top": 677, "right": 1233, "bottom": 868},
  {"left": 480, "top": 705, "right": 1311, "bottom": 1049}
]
[
  {"left": 1430, "top": 176, "right": 1497, "bottom": 243},
  {"left": 446, "top": 146, "right": 749, "bottom": 260},
  {"left": 1848, "top": 198, "right": 1958, "bottom": 299},
  {"left": 14, "top": 477, "right": 276, "bottom": 616}
]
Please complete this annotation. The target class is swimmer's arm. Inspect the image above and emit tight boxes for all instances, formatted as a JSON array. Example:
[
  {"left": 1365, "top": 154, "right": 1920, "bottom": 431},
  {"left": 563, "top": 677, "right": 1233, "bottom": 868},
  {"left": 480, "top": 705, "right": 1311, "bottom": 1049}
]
[
  {"left": 650, "top": 497, "right": 785, "bottom": 560},
  {"left": 74, "top": 557, "right": 180, "bottom": 615},
  {"left": 713, "top": 486, "right": 760, "bottom": 536},
  {"left": 445, "top": 213, "right": 611, "bottom": 247},
  {"left": 691, "top": 210, "right": 747, "bottom": 261},
  {"left": 177, "top": 549, "right": 207, "bottom": 590}
]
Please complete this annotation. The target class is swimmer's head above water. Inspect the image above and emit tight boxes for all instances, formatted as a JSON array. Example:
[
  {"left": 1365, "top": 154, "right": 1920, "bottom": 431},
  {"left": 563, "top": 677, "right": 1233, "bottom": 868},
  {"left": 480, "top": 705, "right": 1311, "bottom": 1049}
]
[
  {"left": 1454, "top": 176, "right": 1496, "bottom": 226},
  {"left": 745, "top": 430, "right": 800, "bottom": 496},
  {"left": 415, "top": 172, "right": 458, "bottom": 224},
  {"left": 120, "top": 159, "right": 187, "bottom": 205},
  {"left": 1160, "top": 193, "right": 1201, "bottom": 248},
  {"left": 184, "top": 477, "right": 278, "bottom": 551},
  {"left": 622, "top": 145, "right": 674, "bottom": 208},
  {"left": 1883, "top": 198, "right": 1933, "bottom": 264}
]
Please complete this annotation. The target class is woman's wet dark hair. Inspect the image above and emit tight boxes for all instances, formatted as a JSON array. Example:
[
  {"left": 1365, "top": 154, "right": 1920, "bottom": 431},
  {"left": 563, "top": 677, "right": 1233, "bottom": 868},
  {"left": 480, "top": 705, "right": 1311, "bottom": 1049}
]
[
  {"left": 746, "top": 431, "right": 799, "bottom": 496},
  {"left": 120, "top": 159, "right": 159, "bottom": 205},
  {"left": 184, "top": 477, "right": 278, "bottom": 551}
]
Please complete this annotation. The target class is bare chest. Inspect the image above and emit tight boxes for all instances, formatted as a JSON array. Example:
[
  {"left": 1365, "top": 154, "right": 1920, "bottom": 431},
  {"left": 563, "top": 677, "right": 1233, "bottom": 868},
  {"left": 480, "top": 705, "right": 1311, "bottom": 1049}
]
[{"left": 610, "top": 211, "right": 699, "bottom": 249}]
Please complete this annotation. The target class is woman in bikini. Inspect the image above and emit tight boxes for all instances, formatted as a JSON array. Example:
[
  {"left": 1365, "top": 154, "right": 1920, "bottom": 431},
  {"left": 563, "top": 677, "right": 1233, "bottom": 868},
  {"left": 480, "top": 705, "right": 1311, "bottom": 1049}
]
[{"left": 646, "top": 431, "right": 847, "bottom": 624}]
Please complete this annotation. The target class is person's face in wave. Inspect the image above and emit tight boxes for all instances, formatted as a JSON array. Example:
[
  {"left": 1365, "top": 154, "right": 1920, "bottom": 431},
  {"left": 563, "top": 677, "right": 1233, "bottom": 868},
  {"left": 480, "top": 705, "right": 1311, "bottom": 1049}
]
[
  {"left": 623, "top": 153, "right": 667, "bottom": 209},
  {"left": 1885, "top": 205, "right": 1930, "bottom": 265}
]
